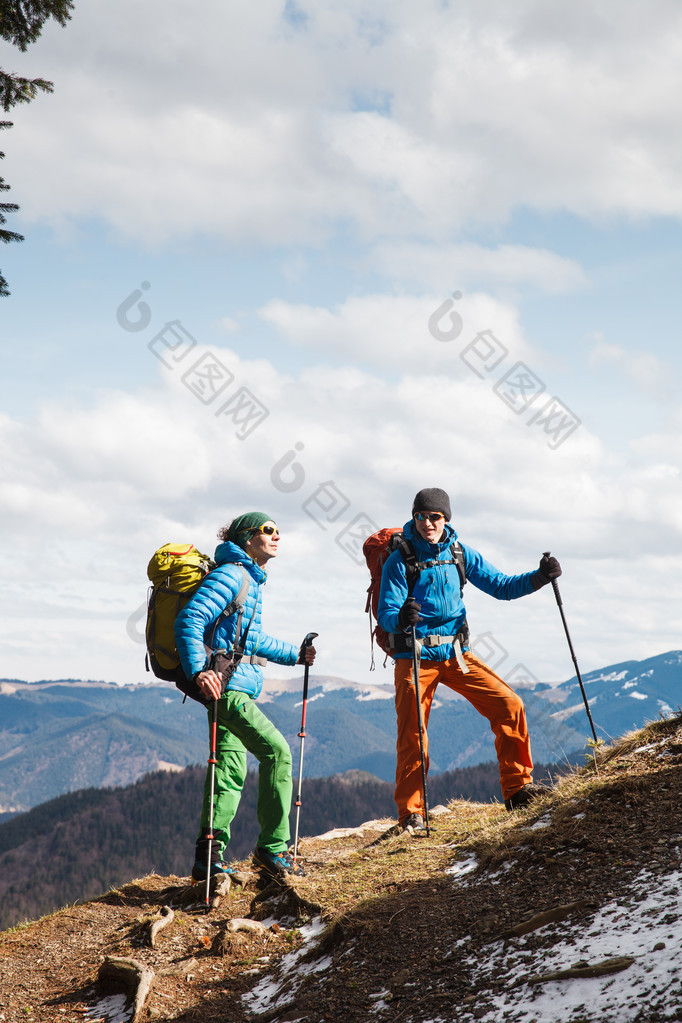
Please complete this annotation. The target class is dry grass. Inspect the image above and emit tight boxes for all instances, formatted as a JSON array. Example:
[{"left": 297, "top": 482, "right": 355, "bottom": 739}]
[{"left": 4, "top": 712, "right": 682, "bottom": 1022}]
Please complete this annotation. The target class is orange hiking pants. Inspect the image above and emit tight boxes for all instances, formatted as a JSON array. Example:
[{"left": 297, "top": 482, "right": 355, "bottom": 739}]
[{"left": 393, "top": 652, "right": 533, "bottom": 823}]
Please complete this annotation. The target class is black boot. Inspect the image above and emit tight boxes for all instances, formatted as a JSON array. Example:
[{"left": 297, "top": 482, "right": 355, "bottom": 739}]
[
  {"left": 192, "top": 829, "right": 234, "bottom": 882},
  {"left": 504, "top": 783, "right": 552, "bottom": 811}
]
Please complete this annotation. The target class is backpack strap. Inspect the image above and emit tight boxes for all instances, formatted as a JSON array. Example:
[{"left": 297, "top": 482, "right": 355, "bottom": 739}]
[
  {"left": 393, "top": 536, "right": 420, "bottom": 595},
  {"left": 208, "top": 566, "right": 251, "bottom": 651},
  {"left": 411, "top": 540, "right": 467, "bottom": 596},
  {"left": 396, "top": 537, "right": 467, "bottom": 597}
]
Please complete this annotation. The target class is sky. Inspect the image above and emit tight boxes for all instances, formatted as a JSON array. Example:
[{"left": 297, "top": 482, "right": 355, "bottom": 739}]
[{"left": 1, "top": 0, "right": 681, "bottom": 688}]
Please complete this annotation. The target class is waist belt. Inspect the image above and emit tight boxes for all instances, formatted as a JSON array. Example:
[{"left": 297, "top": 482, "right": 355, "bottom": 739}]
[
  {"left": 245, "top": 654, "right": 268, "bottom": 667},
  {"left": 387, "top": 627, "right": 470, "bottom": 674}
]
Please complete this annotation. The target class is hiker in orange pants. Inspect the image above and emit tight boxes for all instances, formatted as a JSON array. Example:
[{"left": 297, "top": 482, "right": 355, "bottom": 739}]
[{"left": 378, "top": 487, "right": 561, "bottom": 828}]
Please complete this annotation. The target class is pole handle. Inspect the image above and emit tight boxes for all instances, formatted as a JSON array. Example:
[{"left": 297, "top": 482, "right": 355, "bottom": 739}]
[
  {"left": 543, "top": 550, "right": 563, "bottom": 604},
  {"left": 300, "top": 631, "right": 318, "bottom": 711}
]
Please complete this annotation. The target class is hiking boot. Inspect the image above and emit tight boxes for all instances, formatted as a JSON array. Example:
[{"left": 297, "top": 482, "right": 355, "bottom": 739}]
[
  {"left": 191, "top": 859, "right": 235, "bottom": 883},
  {"left": 252, "top": 846, "right": 305, "bottom": 877},
  {"left": 402, "top": 812, "right": 426, "bottom": 832},
  {"left": 504, "top": 783, "right": 552, "bottom": 811},
  {"left": 192, "top": 830, "right": 233, "bottom": 882}
]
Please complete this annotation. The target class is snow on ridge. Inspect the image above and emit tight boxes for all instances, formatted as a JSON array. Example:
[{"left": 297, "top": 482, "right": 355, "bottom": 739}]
[
  {"left": 550, "top": 700, "right": 597, "bottom": 723},
  {"left": 356, "top": 688, "right": 394, "bottom": 702},
  {"left": 588, "top": 670, "right": 629, "bottom": 684},
  {"left": 294, "top": 692, "right": 325, "bottom": 708}
]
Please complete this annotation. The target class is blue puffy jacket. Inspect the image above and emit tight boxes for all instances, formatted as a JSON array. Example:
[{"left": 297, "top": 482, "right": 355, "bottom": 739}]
[
  {"left": 377, "top": 520, "right": 537, "bottom": 661},
  {"left": 174, "top": 541, "right": 298, "bottom": 698}
]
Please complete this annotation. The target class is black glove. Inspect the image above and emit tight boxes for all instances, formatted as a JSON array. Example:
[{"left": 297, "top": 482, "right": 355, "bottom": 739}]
[
  {"left": 531, "top": 554, "right": 562, "bottom": 591},
  {"left": 398, "top": 597, "right": 421, "bottom": 629}
]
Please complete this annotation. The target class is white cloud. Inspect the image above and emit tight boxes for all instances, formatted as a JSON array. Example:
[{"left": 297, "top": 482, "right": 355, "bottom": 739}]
[
  {"left": 212, "top": 317, "right": 240, "bottom": 335},
  {"left": 259, "top": 291, "right": 534, "bottom": 370},
  {"left": 588, "top": 343, "right": 674, "bottom": 399},
  {"left": 369, "top": 241, "right": 589, "bottom": 294},
  {"left": 8, "top": 0, "right": 682, "bottom": 244},
  {"left": 1, "top": 332, "right": 681, "bottom": 685}
]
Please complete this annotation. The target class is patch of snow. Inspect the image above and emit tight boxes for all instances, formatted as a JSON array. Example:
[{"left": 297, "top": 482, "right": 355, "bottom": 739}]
[
  {"left": 486, "top": 860, "right": 517, "bottom": 885},
  {"left": 633, "top": 741, "right": 663, "bottom": 754},
  {"left": 527, "top": 814, "right": 552, "bottom": 831},
  {"left": 446, "top": 854, "right": 478, "bottom": 878},
  {"left": 369, "top": 988, "right": 392, "bottom": 1012},
  {"left": 464, "top": 865, "right": 682, "bottom": 1023},
  {"left": 155, "top": 760, "right": 184, "bottom": 773},
  {"left": 356, "top": 688, "right": 394, "bottom": 701},
  {"left": 298, "top": 917, "right": 327, "bottom": 941},
  {"left": 589, "top": 670, "right": 629, "bottom": 683},
  {"left": 243, "top": 917, "right": 330, "bottom": 1017},
  {"left": 294, "top": 692, "right": 325, "bottom": 708}
]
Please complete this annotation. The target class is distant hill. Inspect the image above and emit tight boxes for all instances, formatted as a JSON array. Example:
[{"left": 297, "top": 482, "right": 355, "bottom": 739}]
[
  {"left": 0, "top": 760, "right": 516, "bottom": 930},
  {"left": 1, "top": 650, "right": 679, "bottom": 814}
]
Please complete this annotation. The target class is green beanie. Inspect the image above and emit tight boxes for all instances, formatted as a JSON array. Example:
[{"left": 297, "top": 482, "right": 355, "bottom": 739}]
[{"left": 227, "top": 511, "right": 273, "bottom": 548}]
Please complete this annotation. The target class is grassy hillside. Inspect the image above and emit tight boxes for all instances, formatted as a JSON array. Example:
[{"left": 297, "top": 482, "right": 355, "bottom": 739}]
[
  {"left": 0, "top": 759, "right": 517, "bottom": 931},
  {"left": 2, "top": 714, "right": 682, "bottom": 1022}
]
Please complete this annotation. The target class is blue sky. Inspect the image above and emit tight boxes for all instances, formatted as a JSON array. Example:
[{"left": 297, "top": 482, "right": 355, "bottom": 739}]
[{"left": 1, "top": 0, "right": 681, "bottom": 689}]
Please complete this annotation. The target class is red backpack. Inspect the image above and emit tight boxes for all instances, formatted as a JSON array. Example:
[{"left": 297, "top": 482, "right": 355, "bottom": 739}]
[{"left": 363, "top": 528, "right": 467, "bottom": 665}]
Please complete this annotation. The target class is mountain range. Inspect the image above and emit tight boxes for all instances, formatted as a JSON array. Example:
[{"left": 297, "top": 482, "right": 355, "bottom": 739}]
[{"left": 1, "top": 649, "right": 680, "bottom": 815}]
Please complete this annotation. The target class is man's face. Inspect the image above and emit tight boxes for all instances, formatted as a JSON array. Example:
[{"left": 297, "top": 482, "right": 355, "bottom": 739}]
[
  {"left": 245, "top": 521, "right": 280, "bottom": 565},
  {"left": 413, "top": 511, "right": 447, "bottom": 544}
]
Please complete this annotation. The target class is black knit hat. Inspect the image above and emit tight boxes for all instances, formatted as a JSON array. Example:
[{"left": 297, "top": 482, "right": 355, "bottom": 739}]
[{"left": 412, "top": 488, "right": 452, "bottom": 521}]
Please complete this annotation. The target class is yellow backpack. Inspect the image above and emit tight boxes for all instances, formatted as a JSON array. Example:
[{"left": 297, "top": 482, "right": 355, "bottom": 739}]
[{"left": 145, "top": 543, "right": 214, "bottom": 683}]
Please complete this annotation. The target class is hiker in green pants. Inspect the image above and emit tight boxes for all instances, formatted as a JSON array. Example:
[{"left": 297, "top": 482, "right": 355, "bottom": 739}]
[{"left": 175, "top": 511, "right": 316, "bottom": 879}]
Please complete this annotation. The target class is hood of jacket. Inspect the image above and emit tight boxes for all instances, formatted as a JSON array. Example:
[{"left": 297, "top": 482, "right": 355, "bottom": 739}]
[{"left": 214, "top": 540, "right": 267, "bottom": 584}]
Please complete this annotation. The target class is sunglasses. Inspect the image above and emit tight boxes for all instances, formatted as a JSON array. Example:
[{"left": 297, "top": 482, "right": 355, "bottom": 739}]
[
  {"left": 415, "top": 512, "right": 445, "bottom": 523},
  {"left": 250, "top": 524, "right": 280, "bottom": 536}
]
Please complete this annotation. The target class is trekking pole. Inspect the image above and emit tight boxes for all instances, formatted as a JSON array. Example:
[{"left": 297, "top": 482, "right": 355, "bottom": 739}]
[
  {"left": 543, "top": 552, "right": 600, "bottom": 770},
  {"left": 204, "top": 698, "right": 219, "bottom": 912},
  {"left": 410, "top": 624, "right": 431, "bottom": 837},
  {"left": 293, "top": 632, "right": 319, "bottom": 865}
]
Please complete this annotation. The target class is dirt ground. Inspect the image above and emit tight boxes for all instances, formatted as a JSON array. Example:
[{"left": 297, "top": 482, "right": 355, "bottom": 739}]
[{"left": 3, "top": 719, "right": 682, "bottom": 1023}]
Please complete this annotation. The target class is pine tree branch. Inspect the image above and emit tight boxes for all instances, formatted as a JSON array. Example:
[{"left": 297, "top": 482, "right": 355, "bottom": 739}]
[
  {"left": 0, "top": 0, "right": 74, "bottom": 51},
  {"left": 0, "top": 69, "right": 54, "bottom": 111},
  {"left": 0, "top": 2, "right": 75, "bottom": 296}
]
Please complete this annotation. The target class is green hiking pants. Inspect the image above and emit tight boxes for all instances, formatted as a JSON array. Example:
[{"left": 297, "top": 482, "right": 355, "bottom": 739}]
[{"left": 198, "top": 690, "right": 293, "bottom": 856}]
